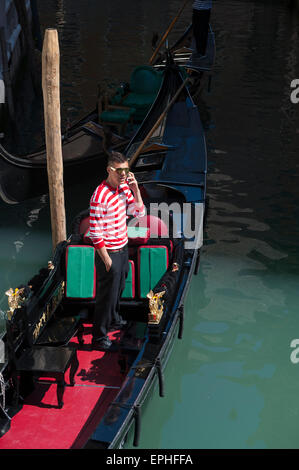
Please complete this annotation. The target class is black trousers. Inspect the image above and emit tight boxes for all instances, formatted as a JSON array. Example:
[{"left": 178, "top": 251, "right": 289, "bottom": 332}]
[
  {"left": 192, "top": 8, "right": 211, "bottom": 56},
  {"left": 92, "top": 246, "right": 129, "bottom": 340}
]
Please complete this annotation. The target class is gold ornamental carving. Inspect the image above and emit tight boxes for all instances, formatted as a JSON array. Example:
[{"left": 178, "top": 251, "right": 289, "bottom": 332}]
[
  {"left": 147, "top": 290, "right": 165, "bottom": 324},
  {"left": 5, "top": 287, "right": 28, "bottom": 320}
]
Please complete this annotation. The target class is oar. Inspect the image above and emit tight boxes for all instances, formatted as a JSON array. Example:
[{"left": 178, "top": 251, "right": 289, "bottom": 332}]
[
  {"left": 149, "top": 0, "right": 190, "bottom": 65},
  {"left": 129, "top": 77, "right": 189, "bottom": 168}
]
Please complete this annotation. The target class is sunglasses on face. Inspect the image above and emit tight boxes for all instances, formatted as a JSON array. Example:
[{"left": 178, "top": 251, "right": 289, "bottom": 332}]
[{"left": 110, "top": 166, "right": 130, "bottom": 176}]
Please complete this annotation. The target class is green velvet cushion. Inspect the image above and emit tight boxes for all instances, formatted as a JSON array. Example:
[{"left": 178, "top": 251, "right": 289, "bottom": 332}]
[
  {"left": 123, "top": 92, "right": 157, "bottom": 109},
  {"left": 66, "top": 246, "right": 95, "bottom": 298},
  {"left": 121, "top": 261, "right": 135, "bottom": 298},
  {"left": 138, "top": 246, "right": 168, "bottom": 298},
  {"left": 130, "top": 66, "right": 163, "bottom": 94},
  {"left": 109, "top": 67, "right": 163, "bottom": 120}
]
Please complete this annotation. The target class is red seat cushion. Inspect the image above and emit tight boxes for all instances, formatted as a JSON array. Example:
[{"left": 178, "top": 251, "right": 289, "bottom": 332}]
[
  {"left": 133, "top": 215, "right": 169, "bottom": 237},
  {"left": 79, "top": 216, "right": 90, "bottom": 234}
]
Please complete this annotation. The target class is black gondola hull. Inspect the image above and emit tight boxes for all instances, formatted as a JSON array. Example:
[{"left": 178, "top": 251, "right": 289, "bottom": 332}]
[
  {"left": 0, "top": 23, "right": 214, "bottom": 205},
  {"left": 0, "top": 62, "right": 208, "bottom": 449}
]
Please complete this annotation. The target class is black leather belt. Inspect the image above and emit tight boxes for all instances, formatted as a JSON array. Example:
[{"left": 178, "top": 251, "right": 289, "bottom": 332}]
[{"left": 107, "top": 244, "right": 128, "bottom": 253}]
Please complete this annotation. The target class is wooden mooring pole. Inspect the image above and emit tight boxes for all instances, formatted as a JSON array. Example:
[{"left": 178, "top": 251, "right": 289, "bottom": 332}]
[{"left": 42, "top": 29, "right": 66, "bottom": 252}]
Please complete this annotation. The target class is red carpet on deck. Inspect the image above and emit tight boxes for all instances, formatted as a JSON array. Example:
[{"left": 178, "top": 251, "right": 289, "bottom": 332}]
[{"left": 0, "top": 325, "right": 124, "bottom": 449}]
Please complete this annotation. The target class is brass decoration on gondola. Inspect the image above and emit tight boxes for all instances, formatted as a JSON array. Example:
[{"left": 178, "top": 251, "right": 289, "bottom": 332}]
[
  {"left": 32, "top": 281, "right": 65, "bottom": 340},
  {"left": 134, "top": 366, "right": 146, "bottom": 378},
  {"left": 48, "top": 261, "right": 54, "bottom": 270},
  {"left": 172, "top": 262, "right": 179, "bottom": 272},
  {"left": 147, "top": 290, "right": 165, "bottom": 324},
  {"left": 5, "top": 287, "right": 27, "bottom": 320}
]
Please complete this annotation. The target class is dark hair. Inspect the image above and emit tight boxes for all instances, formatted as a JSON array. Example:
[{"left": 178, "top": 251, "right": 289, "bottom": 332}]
[{"left": 107, "top": 151, "right": 128, "bottom": 166}]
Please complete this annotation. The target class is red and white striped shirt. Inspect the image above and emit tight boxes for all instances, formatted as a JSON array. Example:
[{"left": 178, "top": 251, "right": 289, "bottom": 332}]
[{"left": 87, "top": 180, "right": 145, "bottom": 250}]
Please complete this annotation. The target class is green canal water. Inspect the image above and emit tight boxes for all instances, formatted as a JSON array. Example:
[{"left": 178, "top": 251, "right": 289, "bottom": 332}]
[{"left": 1, "top": 0, "right": 299, "bottom": 449}]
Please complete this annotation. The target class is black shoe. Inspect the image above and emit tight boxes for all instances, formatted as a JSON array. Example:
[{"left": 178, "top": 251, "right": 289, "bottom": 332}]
[
  {"left": 91, "top": 337, "right": 118, "bottom": 351},
  {"left": 109, "top": 319, "right": 127, "bottom": 331}
]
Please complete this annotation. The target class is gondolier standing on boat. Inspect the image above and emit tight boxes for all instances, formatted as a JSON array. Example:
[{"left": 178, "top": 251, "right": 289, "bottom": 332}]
[
  {"left": 192, "top": 0, "right": 212, "bottom": 58},
  {"left": 87, "top": 151, "right": 145, "bottom": 351}
]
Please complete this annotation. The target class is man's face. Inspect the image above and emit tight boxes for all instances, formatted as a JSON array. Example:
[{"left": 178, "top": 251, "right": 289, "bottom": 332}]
[{"left": 107, "top": 161, "right": 130, "bottom": 187}]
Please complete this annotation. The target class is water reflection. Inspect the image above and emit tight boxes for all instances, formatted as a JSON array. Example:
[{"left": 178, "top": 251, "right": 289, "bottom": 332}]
[{"left": 0, "top": 197, "right": 51, "bottom": 311}]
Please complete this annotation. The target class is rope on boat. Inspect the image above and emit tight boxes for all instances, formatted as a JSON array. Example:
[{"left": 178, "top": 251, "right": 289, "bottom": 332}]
[
  {"left": 132, "top": 357, "right": 165, "bottom": 398},
  {"left": 0, "top": 373, "right": 5, "bottom": 411},
  {"left": 178, "top": 305, "right": 184, "bottom": 339},
  {"left": 109, "top": 357, "right": 165, "bottom": 446},
  {"left": 110, "top": 402, "right": 141, "bottom": 447},
  {"left": 133, "top": 404, "right": 141, "bottom": 447},
  {"left": 0, "top": 372, "right": 11, "bottom": 421},
  {"left": 155, "top": 358, "right": 164, "bottom": 398}
]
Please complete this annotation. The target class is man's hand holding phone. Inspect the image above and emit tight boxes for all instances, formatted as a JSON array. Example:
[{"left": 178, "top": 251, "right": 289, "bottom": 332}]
[{"left": 127, "top": 172, "right": 138, "bottom": 192}]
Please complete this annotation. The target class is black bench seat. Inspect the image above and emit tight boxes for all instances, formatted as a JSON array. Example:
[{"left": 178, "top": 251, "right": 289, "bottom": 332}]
[{"left": 16, "top": 346, "right": 79, "bottom": 408}]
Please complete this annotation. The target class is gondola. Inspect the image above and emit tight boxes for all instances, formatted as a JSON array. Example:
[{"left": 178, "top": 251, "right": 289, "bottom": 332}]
[
  {"left": 0, "top": 57, "right": 207, "bottom": 449},
  {"left": 0, "top": 66, "right": 164, "bottom": 205},
  {"left": 0, "top": 23, "right": 213, "bottom": 206},
  {"left": 153, "top": 22, "right": 215, "bottom": 100}
]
